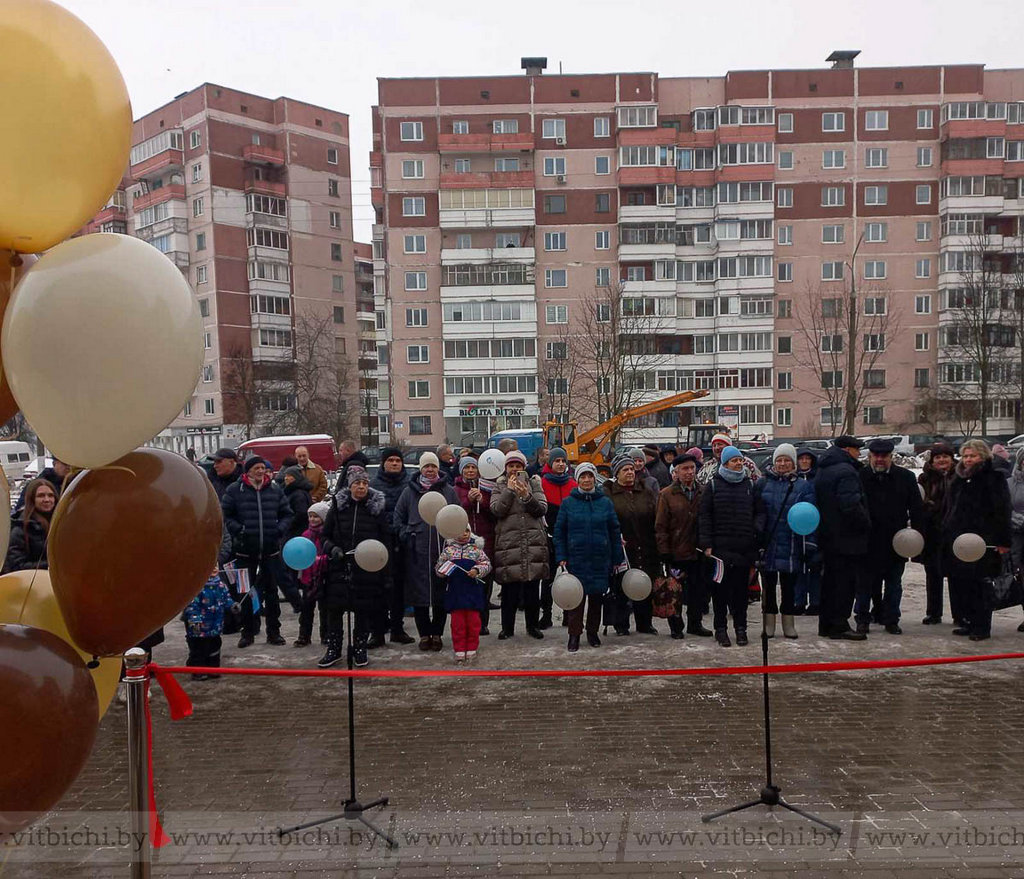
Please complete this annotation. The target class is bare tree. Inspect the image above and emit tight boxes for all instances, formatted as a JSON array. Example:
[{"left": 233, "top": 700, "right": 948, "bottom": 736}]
[
  {"left": 287, "top": 309, "right": 358, "bottom": 441},
  {"left": 221, "top": 342, "right": 263, "bottom": 442},
  {"left": 537, "top": 320, "right": 585, "bottom": 425}
]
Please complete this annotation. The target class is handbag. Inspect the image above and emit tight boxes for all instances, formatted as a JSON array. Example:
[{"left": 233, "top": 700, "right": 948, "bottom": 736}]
[
  {"left": 984, "top": 552, "right": 1024, "bottom": 612},
  {"left": 652, "top": 570, "right": 684, "bottom": 618}
]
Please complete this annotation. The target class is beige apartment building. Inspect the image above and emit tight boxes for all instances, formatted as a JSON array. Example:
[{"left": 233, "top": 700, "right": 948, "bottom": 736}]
[{"left": 371, "top": 55, "right": 1024, "bottom": 447}]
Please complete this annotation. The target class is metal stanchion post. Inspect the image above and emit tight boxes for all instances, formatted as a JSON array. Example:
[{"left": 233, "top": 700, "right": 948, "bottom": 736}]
[{"left": 124, "top": 647, "right": 152, "bottom": 879}]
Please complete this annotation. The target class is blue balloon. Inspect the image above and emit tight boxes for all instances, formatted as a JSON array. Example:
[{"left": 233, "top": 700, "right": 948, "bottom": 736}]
[
  {"left": 283, "top": 536, "right": 318, "bottom": 571},
  {"left": 787, "top": 501, "right": 820, "bottom": 536}
]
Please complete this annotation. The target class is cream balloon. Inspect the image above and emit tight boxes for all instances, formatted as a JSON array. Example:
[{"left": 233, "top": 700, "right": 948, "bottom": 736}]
[
  {"left": 952, "top": 532, "right": 987, "bottom": 563},
  {"left": 2, "top": 235, "right": 204, "bottom": 468},
  {"left": 435, "top": 504, "right": 469, "bottom": 539},
  {"left": 353, "top": 539, "right": 389, "bottom": 573},
  {"left": 622, "top": 568, "right": 653, "bottom": 601},
  {"left": 417, "top": 491, "right": 447, "bottom": 526},
  {"left": 551, "top": 572, "right": 584, "bottom": 611},
  {"left": 892, "top": 528, "right": 925, "bottom": 559},
  {"left": 477, "top": 449, "right": 506, "bottom": 480}
]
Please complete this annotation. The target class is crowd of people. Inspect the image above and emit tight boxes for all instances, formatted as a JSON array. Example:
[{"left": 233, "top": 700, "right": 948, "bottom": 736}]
[{"left": 5, "top": 436, "right": 1020, "bottom": 677}]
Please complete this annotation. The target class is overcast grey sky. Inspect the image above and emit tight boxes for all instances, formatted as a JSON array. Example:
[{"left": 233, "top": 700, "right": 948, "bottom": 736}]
[{"left": 63, "top": 0, "right": 1024, "bottom": 241}]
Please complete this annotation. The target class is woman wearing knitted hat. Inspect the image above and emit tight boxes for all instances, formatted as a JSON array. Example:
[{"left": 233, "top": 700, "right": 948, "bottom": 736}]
[
  {"left": 454, "top": 456, "right": 497, "bottom": 635},
  {"left": 698, "top": 446, "right": 763, "bottom": 647},
  {"left": 697, "top": 434, "right": 761, "bottom": 486},
  {"left": 537, "top": 448, "right": 577, "bottom": 629}
]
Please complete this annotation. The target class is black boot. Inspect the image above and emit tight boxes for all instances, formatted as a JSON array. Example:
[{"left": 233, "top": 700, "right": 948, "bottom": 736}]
[
  {"left": 352, "top": 637, "right": 369, "bottom": 668},
  {"left": 317, "top": 631, "right": 343, "bottom": 667},
  {"left": 390, "top": 628, "right": 415, "bottom": 644},
  {"left": 537, "top": 613, "right": 553, "bottom": 630}
]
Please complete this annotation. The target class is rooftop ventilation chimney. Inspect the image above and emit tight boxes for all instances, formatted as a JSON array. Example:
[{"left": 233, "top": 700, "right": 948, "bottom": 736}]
[
  {"left": 826, "top": 50, "right": 861, "bottom": 70},
  {"left": 521, "top": 57, "right": 547, "bottom": 76}
]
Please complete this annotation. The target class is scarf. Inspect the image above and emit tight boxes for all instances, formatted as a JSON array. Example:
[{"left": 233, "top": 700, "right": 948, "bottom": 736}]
[
  {"left": 718, "top": 465, "right": 746, "bottom": 484},
  {"left": 542, "top": 467, "right": 572, "bottom": 486},
  {"left": 577, "top": 484, "right": 596, "bottom": 495},
  {"left": 479, "top": 476, "right": 497, "bottom": 494},
  {"left": 420, "top": 472, "right": 440, "bottom": 490}
]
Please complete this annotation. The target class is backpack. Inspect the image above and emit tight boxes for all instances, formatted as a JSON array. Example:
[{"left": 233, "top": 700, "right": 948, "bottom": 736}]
[{"left": 651, "top": 571, "right": 684, "bottom": 618}]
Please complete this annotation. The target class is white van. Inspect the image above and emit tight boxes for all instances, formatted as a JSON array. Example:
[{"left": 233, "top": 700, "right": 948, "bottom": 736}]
[{"left": 0, "top": 441, "right": 34, "bottom": 482}]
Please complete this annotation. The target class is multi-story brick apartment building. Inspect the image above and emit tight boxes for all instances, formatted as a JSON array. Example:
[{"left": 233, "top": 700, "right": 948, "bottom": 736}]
[
  {"left": 371, "top": 55, "right": 1024, "bottom": 447},
  {"left": 90, "top": 84, "right": 358, "bottom": 455}
]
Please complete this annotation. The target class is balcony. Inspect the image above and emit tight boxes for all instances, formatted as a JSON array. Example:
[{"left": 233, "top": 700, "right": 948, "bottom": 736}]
[
  {"left": 135, "top": 215, "right": 188, "bottom": 241},
  {"left": 618, "top": 129, "right": 675, "bottom": 146},
  {"left": 621, "top": 278, "right": 676, "bottom": 294},
  {"left": 244, "top": 178, "right": 287, "bottom": 197},
  {"left": 941, "top": 119, "right": 1008, "bottom": 141},
  {"left": 133, "top": 184, "right": 186, "bottom": 213},
  {"left": 130, "top": 148, "right": 184, "bottom": 181},
  {"left": 441, "top": 246, "right": 535, "bottom": 264},
  {"left": 618, "top": 203, "right": 675, "bottom": 222},
  {"left": 243, "top": 144, "right": 286, "bottom": 165},
  {"left": 438, "top": 132, "right": 534, "bottom": 153},
  {"left": 939, "top": 194, "right": 1005, "bottom": 215},
  {"left": 617, "top": 167, "right": 676, "bottom": 187},
  {"left": 250, "top": 312, "right": 292, "bottom": 331},
  {"left": 439, "top": 206, "right": 535, "bottom": 228},
  {"left": 245, "top": 210, "right": 288, "bottom": 230},
  {"left": 248, "top": 276, "right": 291, "bottom": 296},
  {"left": 440, "top": 170, "right": 534, "bottom": 190},
  {"left": 251, "top": 344, "right": 293, "bottom": 363},
  {"left": 619, "top": 225, "right": 676, "bottom": 261},
  {"left": 372, "top": 223, "right": 384, "bottom": 241}
]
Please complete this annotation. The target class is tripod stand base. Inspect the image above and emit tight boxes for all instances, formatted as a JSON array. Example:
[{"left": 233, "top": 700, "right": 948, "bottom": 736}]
[
  {"left": 278, "top": 796, "right": 398, "bottom": 849},
  {"left": 701, "top": 784, "right": 842, "bottom": 835}
]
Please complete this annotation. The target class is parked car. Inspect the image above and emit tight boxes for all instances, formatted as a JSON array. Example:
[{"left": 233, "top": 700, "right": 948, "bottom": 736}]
[
  {"left": 0, "top": 441, "right": 34, "bottom": 483},
  {"left": 856, "top": 434, "right": 915, "bottom": 455},
  {"left": 238, "top": 434, "right": 338, "bottom": 472}
]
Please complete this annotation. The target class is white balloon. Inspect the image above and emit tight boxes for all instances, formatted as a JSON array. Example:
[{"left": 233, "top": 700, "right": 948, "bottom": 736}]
[
  {"left": 551, "top": 572, "right": 584, "bottom": 610},
  {"left": 952, "top": 532, "right": 987, "bottom": 563},
  {"left": 2, "top": 235, "right": 203, "bottom": 468},
  {"left": 435, "top": 503, "right": 469, "bottom": 539},
  {"left": 353, "top": 538, "right": 389, "bottom": 573},
  {"left": 478, "top": 449, "right": 506, "bottom": 480},
  {"left": 418, "top": 491, "right": 447, "bottom": 526},
  {"left": 892, "top": 528, "right": 925, "bottom": 559},
  {"left": 622, "top": 568, "right": 652, "bottom": 601}
]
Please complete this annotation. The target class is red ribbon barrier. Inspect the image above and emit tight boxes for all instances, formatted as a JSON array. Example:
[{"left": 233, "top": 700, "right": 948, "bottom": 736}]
[{"left": 143, "top": 679, "right": 171, "bottom": 849}]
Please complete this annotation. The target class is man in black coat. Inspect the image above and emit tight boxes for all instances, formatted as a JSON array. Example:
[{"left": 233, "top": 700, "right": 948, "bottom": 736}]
[
  {"left": 221, "top": 456, "right": 294, "bottom": 648},
  {"left": 370, "top": 447, "right": 414, "bottom": 645},
  {"left": 644, "top": 445, "right": 673, "bottom": 489},
  {"left": 814, "top": 436, "right": 871, "bottom": 640},
  {"left": 857, "top": 439, "right": 926, "bottom": 635},
  {"left": 204, "top": 448, "right": 242, "bottom": 501}
]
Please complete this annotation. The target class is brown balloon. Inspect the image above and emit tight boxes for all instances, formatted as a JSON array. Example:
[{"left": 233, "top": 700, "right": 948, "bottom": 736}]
[
  {"left": 0, "top": 623, "right": 99, "bottom": 839},
  {"left": 49, "top": 447, "right": 223, "bottom": 656},
  {"left": 0, "top": 252, "right": 38, "bottom": 424}
]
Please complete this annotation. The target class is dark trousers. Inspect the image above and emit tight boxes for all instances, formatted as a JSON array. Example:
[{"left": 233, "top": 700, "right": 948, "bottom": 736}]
[
  {"left": 677, "top": 558, "right": 708, "bottom": 629},
  {"left": 186, "top": 635, "right": 222, "bottom": 670},
  {"left": 479, "top": 576, "right": 494, "bottom": 630},
  {"left": 539, "top": 579, "right": 553, "bottom": 620},
  {"left": 856, "top": 559, "right": 905, "bottom": 626},
  {"left": 414, "top": 604, "right": 447, "bottom": 637},
  {"left": 298, "top": 596, "right": 327, "bottom": 642},
  {"left": 611, "top": 572, "right": 654, "bottom": 632},
  {"left": 273, "top": 555, "right": 303, "bottom": 610},
  {"left": 326, "top": 607, "right": 368, "bottom": 645},
  {"left": 761, "top": 570, "right": 797, "bottom": 615},
  {"left": 712, "top": 564, "right": 749, "bottom": 633},
  {"left": 566, "top": 594, "right": 604, "bottom": 636},
  {"left": 924, "top": 555, "right": 945, "bottom": 619},
  {"left": 240, "top": 558, "right": 281, "bottom": 638},
  {"left": 821, "top": 552, "right": 860, "bottom": 635},
  {"left": 794, "top": 569, "right": 821, "bottom": 610},
  {"left": 389, "top": 550, "right": 409, "bottom": 634},
  {"left": 500, "top": 580, "right": 540, "bottom": 633},
  {"left": 950, "top": 575, "right": 992, "bottom": 636}
]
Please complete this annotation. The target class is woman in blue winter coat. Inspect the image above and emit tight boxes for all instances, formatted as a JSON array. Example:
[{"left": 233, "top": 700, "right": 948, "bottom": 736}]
[
  {"left": 553, "top": 463, "right": 625, "bottom": 652},
  {"left": 755, "top": 444, "right": 817, "bottom": 640}
]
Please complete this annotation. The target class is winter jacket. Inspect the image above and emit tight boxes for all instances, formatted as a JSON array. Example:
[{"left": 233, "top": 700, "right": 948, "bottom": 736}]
[
  {"left": 321, "top": 486, "right": 390, "bottom": 613},
  {"left": 221, "top": 475, "right": 293, "bottom": 559},
  {"left": 182, "top": 575, "right": 235, "bottom": 638},
  {"left": 490, "top": 474, "right": 549, "bottom": 584},
  {"left": 298, "top": 524, "right": 328, "bottom": 600},
  {"left": 813, "top": 446, "right": 871, "bottom": 556},
  {"left": 632, "top": 468, "right": 662, "bottom": 497},
  {"left": 646, "top": 458, "right": 672, "bottom": 489},
  {"left": 697, "top": 454, "right": 761, "bottom": 487},
  {"left": 942, "top": 459, "right": 1012, "bottom": 578},
  {"left": 860, "top": 463, "right": 927, "bottom": 566},
  {"left": 698, "top": 472, "right": 761, "bottom": 567},
  {"left": 605, "top": 479, "right": 661, "bottom": 577},
  {"left": 393, "top": 473, "right": 458, "bottom": 606},
  {"left": 553, "top": 489, "right": 625, "bottom": 595},
  {"left": 919, "top": 460, "right": 955, "bottom": 547},
  {"left": 992, "top": 454, "right": 1014, "bottom": 478},
  {"left": 4, "top": 515, "right": 49, "bottom": 572},
  {"left": 436, "top": 539, "right": 492, "bottom": 612},
  {"left": 337, "top": 451, "right": 369, "bottom": 490},
  {"left": 439, "top": 457, "right": 459, "bottom": 484},
  {"left": 204, "top": 463, "right": 241, "bottom": 502},
  {"left": 540, "top": 466, "right": 577, "bottom": 531},
  {"left": 370, "top": 466, "right": 411, "bottom": 539},
  {"left": 754, "top": 468, "right": 817, "bottom": 574},
  {"left": 300, "top": 461, "right": 329, "bottom": 503},
  {"left": 454, "top": 476, "right": 496, "bottom": 562},
  {"left": 795, "top": 448, "right": 818, "bottom": 483},
  {"left": 655, "top": 481, "right": 703, "bottom": 562},
  {"left": 283, "top": 475, "right": 313, "bottom": 540}
]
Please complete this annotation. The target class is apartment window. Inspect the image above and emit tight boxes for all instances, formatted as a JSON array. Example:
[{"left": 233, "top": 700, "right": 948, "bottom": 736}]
[
  {"left": 915, "top": 294, "right": 932, "bottom": 313},
  {"left": 777, "top": 187, "right": 793, "bottom": 207},
  {"left": 822, "top": 261, "right": 844, "bottom": 281},
  {"left": 822, "top": 186, "right": 845, "bottom": 206},
  {"left": 861, "top": 406, "right": 884, "bottom": 426},
  {"left": 822, "top": 112, "right": 845, "bottom": 132},
  {"left": 196, "top": 264, "right": 208, "bottom": 285},
  {"left": 777, "top": 299, "right": 792, "bottom": 318},
  {"left": 546, "top": 305, "right": 568, "bottom": 324},
  {"left": 190, "top": 162, "right": 203, "bottom": 184},
  {"left": 258, "top": 329, "right": 292, "bottom": 348},
  {"left": 864, "top": 296, "right": 886, "bottom": 315},
  {"left": 864, "top": 261, "right": 886, "bottom": 280},
  {"left": 545, "top": 269, "right": 567, "bottom": 287},
  {"left": 545, "top": 341, "right": 569, "bottom": 361},
  {"left": 822, "top": 149, "right": 846, "bottom": 169},
  {"left": 455, "top": 233, "right": 472, "bottom": 248},
  {"left": 543, "top": 156, "right": 566, "bottom": 177},
  {"left": 544, "top": 195, "right": 566, "bottom": 214},
  {"left": 987, "top": 137, "right": 1006, "bottom": 158},
  {"left": 402, "top": 160, "right": 424, "bottom": 178},
  {"left": 595, "top": 155, "right": 610, "bottom": 175},
  {"left": 452, "top": 120, "right": 469, "bottom": 134},
  {"left": 406, "top": 307, "right": 428, "bottom": 327},
  {"left": 594, "top": 116, "right": 610, "bottom": 137},
  {"left": 190, "top": 130, "right": 201, "bottom": 149},
  {"left": 864, "top": 185, "right": 888, "bottom": 205},
  {"left": 332, "top": 306, "right": 345, "bottom": 325},
  {"left": 330, "top": 243, "right": 342, "bottom": 261},
  {"left": 541, "top": 118, "right": 566, "bottom": 139},
  {"left": 250, "top": 294, "right": 291, "bottom": 316},
  {"left": 204, "top": 398, "right": 215, "bottom": 416},
  {"left": 595, "top": 230, "right": 610, "bottom": 249},
  {"left": 617, "top": 106, "right": 657, "bottom": 127},
  {"left": 332, "top": 274, "right": 344, "bottom": 293},
  {"left": 777, "top": 150, "right": 794, "bottom": 170},
  {"left": 195, "top": 232, "right": 206, "bottom": 251},
  {"left": 409, "top": 416, "right": 431, "bottom": 436},
  {"left": 822, "top": 298, "right": 843, "bottom": 318},
  {"left": 778, "top": 224, "right": 793, "bottom": 245},
  {"left": 822, "top": 224, "right": 845, "bottom": 244},
  {"left": 329, "top": 211, "right": 341, "bottom": 229},
  {"left": 821, "top": 407, "right": 841, "bottom": 426},
  {"left": 595, "top": 267, "right": 611, "bottom": 286},
  {"left": 866, "top": 147, "right": 888, "bottom": 168},
  {"left": 494, "top": 157, "right": 519, "bottom": 172},
  {"left": 492, "top": 119, "right": 518, "bottom": 134},
  {"left": 914, "top": 368, "right": 930, "bottom": 388},
  {"left": 917, "top": 146, "right": 933, "bottom": 167},
  {"left": 916, "top": 259, "right": 931, "bottom": 279},
  {"left": 407, "top": 345, "right": 429, "bottom": 364},
  {"left": 402, "top": 196, "right": 425, "bottom": 216},
  {"left": 495, "top": 232, "right": 520, "bottom": 247},
  {"left": 200, "top": 364, "right": 214, "bottom": 384},
  {"left": 203, "top": 333, "right": 211, "bottom": 350},
  {"left": 916, "top": 221, "right": 932, "bottom": 241},
  {"left": 778, "top": 112, "right": 794, "bottom": 133},
  {"left": 777, "top": 262, "right": 793, "bottom": 282},
  {"left": 196, "top": 298, "right": 210, "bottom": 319},
  {"left": 777, "top": 371, "right": 793, "bottom": 391},
  {"left": 917, "top": 108, "right": 934, "bottom": 129},
  {"left": 777, "top": 408, "right": 793, "bottom": 428},
  {"left": 328, "top": 178, "right": 339, "bottom": 197},
  {"left": 915, "top": 184, "right": 932, "bottom": 205},
  {"left": 777, "top": 335, "right": 792, "bottom": 354},
  {"left": 595, "top": 193, "right": 610, "bottom": 212},
  {"left": 863, "top": 333, "right": 886, "bottom": 352},
  {"left": 192, "top": 197, "right": 204, "bottom": 218},
  {"left": 625, "top": 266, "right": 645, "bottom": 282},
  {"left": 408, "top": 380, "right": 430, "bottom": 399},
  {"left": 865, "top": 110, "right": 889, "bottom": 130},
  {"left": 821, "top": 370, "right": 843, "bottom": 389},
  {"left": 404, "top": 234, "right": 426, "bottom": 253},
  {"left": 404, "top": 272, "right": 427, "bottom": 291},
  {"left": 915, "top": 332, "right": 929, "bottom": 351},
  {"left": 400, "top": 121, "right": 423, "bottom": 141},
  {"left": 821, "top": 335, "right": 843, "bottom": 353},
  {"left": 326, "top": 147, "right": 339, "bottom": 165}
]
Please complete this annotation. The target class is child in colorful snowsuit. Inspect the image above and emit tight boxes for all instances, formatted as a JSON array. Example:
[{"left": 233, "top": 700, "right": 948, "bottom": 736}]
[
  {"left": 183, "top": 569, "right": 235, "bottom": 680},
  {"left": 295, "top": 501, "right": 330, "bottom": 647},
  {"left": 435, "top": 528, "right": 492, "bottom": 661}
]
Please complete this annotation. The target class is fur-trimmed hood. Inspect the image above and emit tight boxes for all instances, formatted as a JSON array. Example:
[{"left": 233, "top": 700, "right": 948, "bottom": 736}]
[{"left": 334, "top": 486, "right": 386, "bottom": 516}]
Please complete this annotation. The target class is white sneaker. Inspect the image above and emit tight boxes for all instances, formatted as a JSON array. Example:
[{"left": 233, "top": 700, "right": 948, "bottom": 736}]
[
  {"left": 466, "top": 650, "right": 477, "bottom": 661},
  {"left": 454, "top": 651, "right": 466, "bottom": 662}
]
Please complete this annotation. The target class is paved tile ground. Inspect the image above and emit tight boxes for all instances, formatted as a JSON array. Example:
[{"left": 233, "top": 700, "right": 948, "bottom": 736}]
[{"left": 5, "top": 563, "right": 1024, "bottom": 878}]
